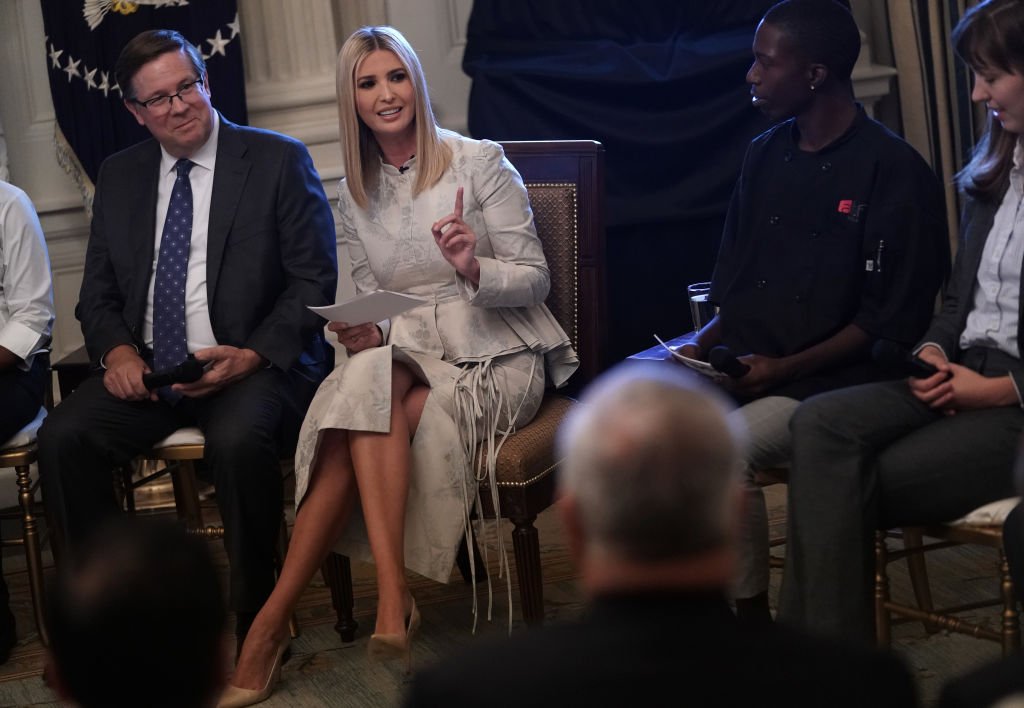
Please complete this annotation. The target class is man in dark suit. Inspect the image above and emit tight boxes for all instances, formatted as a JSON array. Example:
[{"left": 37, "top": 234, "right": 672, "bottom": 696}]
[
  {"left": 37, "top": 29, "right": 337, "bottom": 650},
  {"left": 404, "top": 363, "right": 917, "bottom": 707}
]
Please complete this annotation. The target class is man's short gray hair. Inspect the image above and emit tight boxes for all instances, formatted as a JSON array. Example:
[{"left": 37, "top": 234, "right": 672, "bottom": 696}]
[{"left": 557, "top": 363, "right": 747, "bottom": 562}]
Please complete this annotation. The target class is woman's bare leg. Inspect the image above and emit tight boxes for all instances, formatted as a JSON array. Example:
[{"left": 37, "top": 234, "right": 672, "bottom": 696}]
[
  {"left": 229, "top": 428, "right": 358, "bottom": 689},
  {"left": 349, "top": 362, "right": 428, "bottom": 636}
]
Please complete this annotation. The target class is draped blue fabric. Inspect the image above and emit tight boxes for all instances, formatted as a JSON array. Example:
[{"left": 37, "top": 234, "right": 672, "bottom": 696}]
[
  {"left": 463, "top": 1, "right": 777, "bottom": 361},
  {"left": 39, "top": 0, "right": 246, "bottom": 208}
]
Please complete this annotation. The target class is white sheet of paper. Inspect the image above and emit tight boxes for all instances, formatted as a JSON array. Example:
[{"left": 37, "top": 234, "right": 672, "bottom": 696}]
[
  {"left": 309, "top": 290, "right": 427, "bottom": 324},
  {"left": 653, "top": 334, "right": 726, "bottom": 381}
]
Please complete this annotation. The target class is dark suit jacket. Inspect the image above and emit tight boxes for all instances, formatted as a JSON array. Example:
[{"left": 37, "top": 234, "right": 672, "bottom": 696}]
[
  {"left": 920, "top": 184, "right": 1024, "bottom": 390},
  {"left": 77, "top": 116, "right": 337, "bottom": 380},
  {"left": 404, "top": 592, "right": 917, "bottom": 707}
]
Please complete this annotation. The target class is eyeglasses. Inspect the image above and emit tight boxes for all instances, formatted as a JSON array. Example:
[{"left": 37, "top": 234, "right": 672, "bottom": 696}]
[{"left": 133, "top": 78, "right": 204, "bottom": 114}]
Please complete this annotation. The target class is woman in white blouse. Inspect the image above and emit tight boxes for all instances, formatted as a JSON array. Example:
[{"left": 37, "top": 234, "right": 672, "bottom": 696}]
[{"left": 220, "top": 26, "right": 577, "bottom": 707}]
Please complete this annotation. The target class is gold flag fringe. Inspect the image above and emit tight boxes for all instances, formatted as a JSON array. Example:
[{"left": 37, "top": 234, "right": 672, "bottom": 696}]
[{"left": 54, "top": 124, "right": 95, "bottom": 220}]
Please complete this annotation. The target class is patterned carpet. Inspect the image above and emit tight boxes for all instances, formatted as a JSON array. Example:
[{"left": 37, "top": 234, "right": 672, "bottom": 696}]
[{"left": 0, "top": 482, "right": 1011, "bottom": 707}]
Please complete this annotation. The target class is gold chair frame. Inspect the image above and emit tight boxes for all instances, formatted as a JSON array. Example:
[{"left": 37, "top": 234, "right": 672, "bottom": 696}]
[{"left": 875, "top": 524, "right": 1020, "bottom": 656}]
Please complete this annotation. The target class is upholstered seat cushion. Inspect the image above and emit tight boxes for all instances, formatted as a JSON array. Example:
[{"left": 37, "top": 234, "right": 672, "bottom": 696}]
[
  {"left": 490, "top": 395, "right": 575, "bottom": 487},
  {"left": 0, "top": 407, "right": 47, "bottom": 451},
  {"left": 951, "top": 497, "right": 1022, "bottom": 526},
  {"left": 152, "top": 426, "right": 205, "bottom": 449}
]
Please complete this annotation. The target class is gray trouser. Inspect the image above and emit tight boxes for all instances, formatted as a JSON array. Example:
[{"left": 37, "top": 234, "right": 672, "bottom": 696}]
[
  {"left": 779, "top": 376, "right": 1022, "bottom": 642},
  {"left": 730, "top": 396, "right": 800, "bottom": 599}
]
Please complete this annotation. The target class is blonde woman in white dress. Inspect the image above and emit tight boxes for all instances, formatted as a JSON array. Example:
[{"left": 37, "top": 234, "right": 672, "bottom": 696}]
[{"left": 219, "top": 25, "right": 577, "bottom": 707}]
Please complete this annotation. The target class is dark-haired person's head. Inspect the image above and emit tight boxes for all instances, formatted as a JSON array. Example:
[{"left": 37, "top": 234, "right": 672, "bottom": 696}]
[
  {"left": 46, "top": 518, "right": 227, "bottom": 708},
  {"left": 952, "top": 0, "right": 1024, "bottom": 198},
  {"left": 747, "top": 0, "right": 861, "bottom": 122},
  {"left": 115, "top": 29, "right": 216, "bottom": 159}
]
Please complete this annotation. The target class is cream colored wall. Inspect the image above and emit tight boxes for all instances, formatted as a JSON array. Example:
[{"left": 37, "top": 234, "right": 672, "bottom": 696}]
[{"left": 0, "top": 0, "right": 888, "bottom": 364}]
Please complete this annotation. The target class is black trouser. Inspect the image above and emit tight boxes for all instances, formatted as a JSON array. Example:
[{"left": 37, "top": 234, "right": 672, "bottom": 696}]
[
  {"left": 0, "top": 355, "right": 47, "bottom": 444},
  {"left": 38, "top": 366, "right": 316, "bottom": 613}
]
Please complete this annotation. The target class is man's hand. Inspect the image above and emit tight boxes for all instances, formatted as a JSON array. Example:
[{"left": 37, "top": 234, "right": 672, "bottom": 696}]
[
  {"left": 103, "top": 344, "right": 154, "bottom": 401},
  {"left": 173, "top": 345, "right": 264, "bottom": 398},
  {"left": 329, "top": 321, "right": 382, "bottom": 355},
  {"left": 723, "top": 353, "right": 789, "bottom": 397}
]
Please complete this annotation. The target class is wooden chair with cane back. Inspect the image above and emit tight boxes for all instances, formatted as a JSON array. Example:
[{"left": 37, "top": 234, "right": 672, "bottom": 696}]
[
  {"left": 875, "top": 497, "right": 1021, "bottom": 656},
  {"left": 320, "top": 140, "right": 607, "bottom": 641}
]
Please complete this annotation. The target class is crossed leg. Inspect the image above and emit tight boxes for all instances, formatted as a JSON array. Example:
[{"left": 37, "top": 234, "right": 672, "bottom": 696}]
[{"left": 230, "top": 362, "right": 428, "bottom": 690}]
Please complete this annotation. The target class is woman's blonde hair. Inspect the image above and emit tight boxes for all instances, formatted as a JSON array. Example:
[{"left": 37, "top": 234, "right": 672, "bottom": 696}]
[
  {"left": 337, "top": 26, "right": 452, "bottom": 209},
  {"left": 953, "top": 0, "right": 1024, "bottom": 200}
]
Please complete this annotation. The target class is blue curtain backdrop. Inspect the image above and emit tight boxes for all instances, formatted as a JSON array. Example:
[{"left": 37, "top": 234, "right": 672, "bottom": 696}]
[
  {"left": 40, "top": 0, "right": 246, "bottom": 214},
  {"left": 464, "top": 1, "right": 782, "bottom": 363}
]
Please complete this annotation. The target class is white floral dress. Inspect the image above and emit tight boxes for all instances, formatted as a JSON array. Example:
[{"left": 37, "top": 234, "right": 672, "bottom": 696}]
[{"left": 294, "top": 133, "right": 578, "bottom": 584}]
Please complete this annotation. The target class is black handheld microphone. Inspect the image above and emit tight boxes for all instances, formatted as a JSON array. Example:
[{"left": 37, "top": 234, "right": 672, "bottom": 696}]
[
  {"left": 709, "top": 346, "right": 751, "bottom": 378},
  {"left": 870, "top": 340, "right": 940, "bottom": 379},
  {"left": 142, "top": 355, "right": 207, "bottom": 390}
]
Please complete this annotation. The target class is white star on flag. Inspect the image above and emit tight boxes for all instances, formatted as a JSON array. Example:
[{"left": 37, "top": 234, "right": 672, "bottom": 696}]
[
  {"left": 206, "top": 30, "right": 230, "bottom": 57},
  {"left": 63, "top": 56, "right": 81, "bottom": 82}
]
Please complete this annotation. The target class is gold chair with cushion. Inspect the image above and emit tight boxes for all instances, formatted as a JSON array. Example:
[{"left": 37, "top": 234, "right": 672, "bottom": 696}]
[
  {"left": 874, "top": 497, "right": 1021, "bottom": 656},
  {"left": 0, "top": 407, "right": 50, "bottom": 645},
  {"left": 322, "top": 140, "right": 607, "bottom": 641}
]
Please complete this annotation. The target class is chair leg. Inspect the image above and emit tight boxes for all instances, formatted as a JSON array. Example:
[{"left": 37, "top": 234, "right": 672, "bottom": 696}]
[
  {"left": 510, "top": 514, "right": 544, "bottom": 626},
  {"left": 999, "top": 547, "right": 1021, "bottom": 657},
  {"left": 902, "top": 527, "right": 937, "bottom": 634},
  {"left": 455, "top": 533, "right": 486, "bottom": 585},
  {"left": 170, "top": 461, "right": 203, "bottom": 529},
  {"left": 322, "top": 552, "right": 358, "bottom": 643},
  {"left": 16, "top": 461, "right": 48, "bottom": 646},
  {"left": 120, "top": 464, "right": 136, "bottom": 513},
  {"left": 874, "top": 531, "right": 891, "bottom": 650}
]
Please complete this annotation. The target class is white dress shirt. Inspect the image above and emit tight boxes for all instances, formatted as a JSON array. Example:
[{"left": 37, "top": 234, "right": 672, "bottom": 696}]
[
  {"left": 959, "top": 140, "right": 1024, "bottom": 358},
  {"left": 0, "top": 181, "right": 54, "bottom": 370},
  {"left": 143, "top": 114, "right": 219, "bottom": 352}
]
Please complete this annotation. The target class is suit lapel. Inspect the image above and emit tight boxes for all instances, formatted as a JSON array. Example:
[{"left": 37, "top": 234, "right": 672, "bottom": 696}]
[
  {"left": 130, "top": 144, "right": 160, "bottom": 326},
  {"left": 207, "top": 117, "right": 250, "bottom": 305}
]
